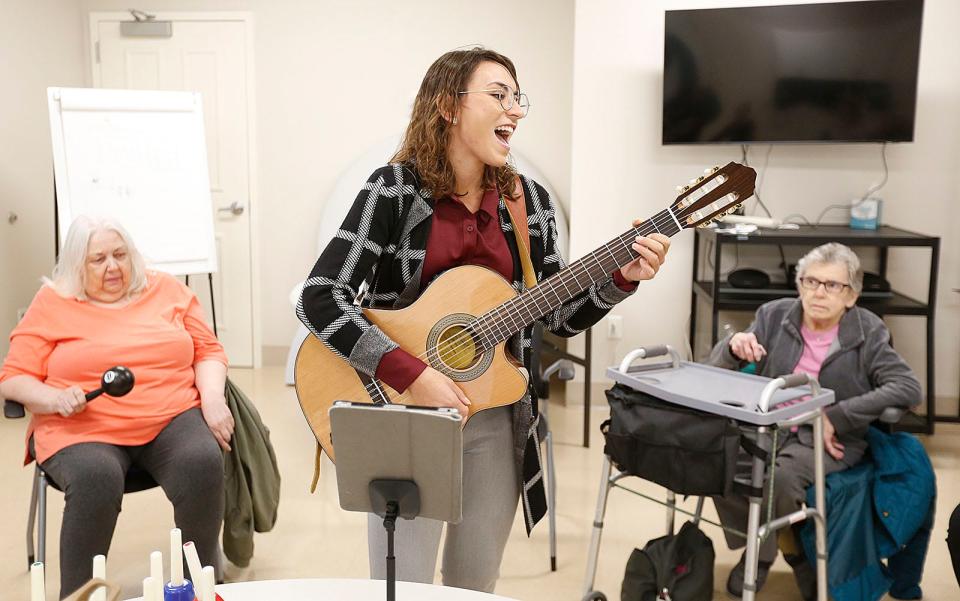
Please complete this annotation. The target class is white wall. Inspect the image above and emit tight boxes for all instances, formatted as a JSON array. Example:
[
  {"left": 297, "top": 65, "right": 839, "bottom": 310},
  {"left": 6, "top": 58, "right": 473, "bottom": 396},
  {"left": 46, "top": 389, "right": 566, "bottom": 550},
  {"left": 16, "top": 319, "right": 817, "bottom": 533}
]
[
  {"left": 570, "top": 0, "right": 960, "bottom": 410},
  {"left": 249, "top": 0, "right": 575, "bottom": 352},
  {"left": 3, "top": 0, "right": 574, "bottom": 361},
  {"left": 0, "top": 0, "right": 86, "bottom": 359},
  {"left": 3, "top": 0, "right": 956, "bottom": 410}
]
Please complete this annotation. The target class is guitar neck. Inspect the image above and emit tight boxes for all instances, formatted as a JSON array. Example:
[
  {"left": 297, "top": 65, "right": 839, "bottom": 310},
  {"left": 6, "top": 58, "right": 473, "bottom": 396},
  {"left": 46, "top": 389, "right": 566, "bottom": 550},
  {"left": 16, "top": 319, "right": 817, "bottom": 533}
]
[{"left": 473, "top": 208, "right": 684, "bottom": 349}]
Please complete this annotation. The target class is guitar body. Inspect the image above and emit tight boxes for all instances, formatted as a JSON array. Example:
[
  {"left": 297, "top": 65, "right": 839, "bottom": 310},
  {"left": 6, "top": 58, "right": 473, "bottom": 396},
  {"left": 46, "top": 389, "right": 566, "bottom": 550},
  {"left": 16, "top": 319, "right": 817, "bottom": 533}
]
[{"left": 295, "top": 265, "right": 529, "bottom": 462}]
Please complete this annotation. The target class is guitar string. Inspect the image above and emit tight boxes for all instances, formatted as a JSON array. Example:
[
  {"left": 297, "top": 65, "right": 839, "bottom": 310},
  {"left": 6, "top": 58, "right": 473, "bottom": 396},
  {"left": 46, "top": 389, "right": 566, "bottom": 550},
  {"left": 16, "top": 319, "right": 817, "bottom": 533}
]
[
  {"left": 356, "top": 211, "right": 680, "bottom": 406},
  {"left": 357, "top": 182, "right": 732, "bottom": 406},
  {"left": 387, "top": 177, "right": 729, "bottom": 382},
  {"left": 355, "top": 174, "right": 737, "bottom": 405},
  {"left": 360, "top": 180, "right": 738, "bottom": 407},
  {"left": 465, "top": 174, "right": 735, "bottom": 357}
]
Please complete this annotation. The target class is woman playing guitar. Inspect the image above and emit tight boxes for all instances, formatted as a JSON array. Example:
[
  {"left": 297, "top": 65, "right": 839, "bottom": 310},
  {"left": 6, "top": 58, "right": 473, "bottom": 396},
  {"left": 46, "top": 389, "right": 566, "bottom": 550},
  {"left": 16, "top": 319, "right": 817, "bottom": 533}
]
[{"left": 297, "top": 46, "right": 669, "bottom": 593}]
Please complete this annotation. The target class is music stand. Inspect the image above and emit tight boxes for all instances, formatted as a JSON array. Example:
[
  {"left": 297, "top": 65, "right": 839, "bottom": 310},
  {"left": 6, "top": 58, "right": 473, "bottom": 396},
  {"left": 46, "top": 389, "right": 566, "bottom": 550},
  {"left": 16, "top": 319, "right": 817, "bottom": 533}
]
[{"left": 329, "top": 402, "right": 463, "bottom": 601}]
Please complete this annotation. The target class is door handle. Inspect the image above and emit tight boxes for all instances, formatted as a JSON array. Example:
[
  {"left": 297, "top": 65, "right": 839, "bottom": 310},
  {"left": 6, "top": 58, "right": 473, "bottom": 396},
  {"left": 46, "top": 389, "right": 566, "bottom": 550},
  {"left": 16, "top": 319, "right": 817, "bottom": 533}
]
[{"left": 218, "top": 201, "right": 245, "bottom": 216}]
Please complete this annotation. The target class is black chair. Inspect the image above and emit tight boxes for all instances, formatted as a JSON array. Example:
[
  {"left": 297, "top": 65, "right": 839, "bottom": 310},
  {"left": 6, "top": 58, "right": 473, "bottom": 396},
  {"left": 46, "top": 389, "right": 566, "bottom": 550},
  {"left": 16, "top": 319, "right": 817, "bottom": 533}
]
[{"left": 4, "top": 399, "right": 159, "bottom": 567}]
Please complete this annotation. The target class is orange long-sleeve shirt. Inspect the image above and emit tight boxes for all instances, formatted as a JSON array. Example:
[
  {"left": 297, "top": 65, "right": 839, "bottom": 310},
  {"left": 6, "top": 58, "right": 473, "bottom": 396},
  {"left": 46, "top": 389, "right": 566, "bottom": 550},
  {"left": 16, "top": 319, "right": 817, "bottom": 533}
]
[{"left": 0, "top": 272, "right": 228, "bottom": 464}]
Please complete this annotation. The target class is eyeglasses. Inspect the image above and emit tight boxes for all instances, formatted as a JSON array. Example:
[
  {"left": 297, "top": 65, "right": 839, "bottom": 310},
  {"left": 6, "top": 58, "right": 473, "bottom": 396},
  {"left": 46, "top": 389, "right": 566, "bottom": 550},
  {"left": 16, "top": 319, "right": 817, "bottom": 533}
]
[
  {"left": 799, "top": 276, "right": 850, "bottom": 294},
  {"left": 457, "top": 85, "right": 530, "bottom": 117}
]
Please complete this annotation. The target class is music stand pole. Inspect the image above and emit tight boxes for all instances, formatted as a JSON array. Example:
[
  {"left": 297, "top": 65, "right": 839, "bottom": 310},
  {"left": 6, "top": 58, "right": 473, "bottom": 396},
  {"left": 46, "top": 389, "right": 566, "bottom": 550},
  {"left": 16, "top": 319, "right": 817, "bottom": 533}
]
[
  {"left": 384, "top": 501, "right": 398, "bottom": 601},
  {"left": 369, "top": 479, "right": 420, "bottom": 601}
]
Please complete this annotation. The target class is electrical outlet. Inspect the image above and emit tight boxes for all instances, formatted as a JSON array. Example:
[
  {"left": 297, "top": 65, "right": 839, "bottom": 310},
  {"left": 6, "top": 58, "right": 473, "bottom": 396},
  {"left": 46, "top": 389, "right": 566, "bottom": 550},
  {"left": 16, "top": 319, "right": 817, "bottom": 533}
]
[
  {"left": 16, "top": 308, "right": 28, "bottom": 322},
  {"left": 607, "top": 315, "right": 623, "bottom": 340}
]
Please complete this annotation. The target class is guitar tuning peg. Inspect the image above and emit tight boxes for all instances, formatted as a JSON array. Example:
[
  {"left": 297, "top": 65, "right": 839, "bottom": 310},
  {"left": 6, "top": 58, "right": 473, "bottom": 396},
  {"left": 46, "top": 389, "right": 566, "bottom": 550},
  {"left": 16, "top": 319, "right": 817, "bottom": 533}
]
[
  {"left": 676, "top": 185, "right": 684, "bottom": 193},
  {"left": 712, "top": 165, "right": 720, "bottom": 172},
  {"left": 696, "top": 175, "right": 705, "bottom": 182},
  {"left": 688, "top": 178, "right": 697, "bottom": 185},
  {"left": 703, "top": 168, "right": 712, "bottom": 174}
]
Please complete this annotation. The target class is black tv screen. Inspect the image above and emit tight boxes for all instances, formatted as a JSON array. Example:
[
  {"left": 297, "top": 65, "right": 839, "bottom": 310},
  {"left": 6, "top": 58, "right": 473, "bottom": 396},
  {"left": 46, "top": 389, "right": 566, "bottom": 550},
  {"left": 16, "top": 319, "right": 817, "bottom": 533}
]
[{"left": 662, "top": 0, "right": 924, "bottom": 144}]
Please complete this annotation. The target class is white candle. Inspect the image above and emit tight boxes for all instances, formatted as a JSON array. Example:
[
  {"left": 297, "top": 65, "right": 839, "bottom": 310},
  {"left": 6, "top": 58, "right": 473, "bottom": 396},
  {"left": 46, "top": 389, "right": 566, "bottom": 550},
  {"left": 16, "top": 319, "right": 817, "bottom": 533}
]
[
  {"left": 182, "top": 541, "right": 203, "bottom": 591},
  {"left": 201, "top": 566, "right": 216, "bottom": 601},
  {"left": 92, "top": 555, "right": 106, "bottom": 601},
  {"left": 142, "top": 576, "right": 156, "bottom": 601},
  {"left": 170, "top": 528, "right": 183, "bottom": 586},
  {"left": 30, "top": 562, "right": 44, "bottom": 601},
  {"left": 149, "top": 551, "right": 163, "bottom": 600}
]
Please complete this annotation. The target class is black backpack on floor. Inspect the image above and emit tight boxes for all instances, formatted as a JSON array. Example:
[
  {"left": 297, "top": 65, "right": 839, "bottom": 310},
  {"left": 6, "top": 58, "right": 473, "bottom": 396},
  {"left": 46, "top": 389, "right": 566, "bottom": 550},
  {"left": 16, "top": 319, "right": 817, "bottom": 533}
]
[{"left": 621, "top": 521, "right": 715, "bottom": 601}]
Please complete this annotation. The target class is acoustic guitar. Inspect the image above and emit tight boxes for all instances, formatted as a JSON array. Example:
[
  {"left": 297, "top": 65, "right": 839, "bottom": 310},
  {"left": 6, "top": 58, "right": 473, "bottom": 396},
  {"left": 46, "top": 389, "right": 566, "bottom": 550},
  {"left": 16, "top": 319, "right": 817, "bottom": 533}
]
[{"left": 296, "top": 162, "right": 756, "bottom": 461}]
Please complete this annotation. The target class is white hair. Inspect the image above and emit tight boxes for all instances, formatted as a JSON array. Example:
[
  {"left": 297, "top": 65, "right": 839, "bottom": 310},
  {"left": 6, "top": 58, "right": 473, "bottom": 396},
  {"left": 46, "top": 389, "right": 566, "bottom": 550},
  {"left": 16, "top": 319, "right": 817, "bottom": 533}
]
[
  {"left": 795, "top": 242, "right": 863, "bottom": 295},
  {"left": 45, "top": 215, "right": 148, "bottom": 300}
]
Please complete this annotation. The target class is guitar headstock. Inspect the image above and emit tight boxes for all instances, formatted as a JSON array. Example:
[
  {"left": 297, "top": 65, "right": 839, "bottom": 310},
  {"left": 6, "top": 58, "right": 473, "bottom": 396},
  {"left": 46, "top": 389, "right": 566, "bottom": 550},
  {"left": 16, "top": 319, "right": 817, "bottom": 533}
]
[{"left": 670, "top": 162, "right": 757, "bottom": 228}]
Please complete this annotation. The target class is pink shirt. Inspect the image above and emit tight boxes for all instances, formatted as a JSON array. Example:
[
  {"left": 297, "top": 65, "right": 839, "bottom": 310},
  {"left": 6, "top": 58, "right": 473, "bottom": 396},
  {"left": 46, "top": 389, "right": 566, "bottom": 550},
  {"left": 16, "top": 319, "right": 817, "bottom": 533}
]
[
  {"left": 773, "top": 323, "right": 839, "bottom": 415},
  {"left": 793, "top": 323, "right": 840, "bottom": 380}
]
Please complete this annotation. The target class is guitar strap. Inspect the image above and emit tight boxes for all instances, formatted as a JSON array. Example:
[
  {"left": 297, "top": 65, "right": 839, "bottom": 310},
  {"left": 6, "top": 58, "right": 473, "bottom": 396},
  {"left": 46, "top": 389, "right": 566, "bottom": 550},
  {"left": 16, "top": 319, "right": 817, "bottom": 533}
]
[
  {"left": 311, "top": 446, "right": 322, "bottom": 493},
  {"left": 310, "top": 176, "right": 536, "bottom": 493},
  {"left": 503, "top": 176, "right": 536, "bottom": 289}
]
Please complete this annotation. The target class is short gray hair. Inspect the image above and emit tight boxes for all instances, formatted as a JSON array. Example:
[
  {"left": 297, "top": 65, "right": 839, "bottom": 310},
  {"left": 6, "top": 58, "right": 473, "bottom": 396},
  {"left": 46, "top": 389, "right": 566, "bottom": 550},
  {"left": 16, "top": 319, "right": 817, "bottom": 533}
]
[
  {"left": 795, "top": 242, "right": 863, "bottom": 295},
  {"left": 45, "top": 215, "right": 148, "bottom": 300}
]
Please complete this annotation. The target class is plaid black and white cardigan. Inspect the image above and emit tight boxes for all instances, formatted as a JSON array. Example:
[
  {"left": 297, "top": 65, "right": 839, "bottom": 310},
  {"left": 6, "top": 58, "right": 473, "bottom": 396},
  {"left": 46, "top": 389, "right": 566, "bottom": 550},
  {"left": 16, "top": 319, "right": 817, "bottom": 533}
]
[{"left": 297, "top": 164, "right": 635, "bottom": 532}]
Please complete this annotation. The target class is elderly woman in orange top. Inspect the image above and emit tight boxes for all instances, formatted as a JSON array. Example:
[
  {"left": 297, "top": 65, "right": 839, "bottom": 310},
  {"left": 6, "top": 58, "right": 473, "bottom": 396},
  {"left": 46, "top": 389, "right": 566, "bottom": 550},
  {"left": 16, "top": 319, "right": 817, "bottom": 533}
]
[{"left": 0, "top": 216, "right": 232, "bottom": 599}]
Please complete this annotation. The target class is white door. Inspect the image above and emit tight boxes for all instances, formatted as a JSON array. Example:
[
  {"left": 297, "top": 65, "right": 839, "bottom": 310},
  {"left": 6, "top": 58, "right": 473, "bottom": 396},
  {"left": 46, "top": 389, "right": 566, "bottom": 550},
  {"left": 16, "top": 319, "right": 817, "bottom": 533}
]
[{"left": 91, "top": 13, "right": 258, "bottom": 366}]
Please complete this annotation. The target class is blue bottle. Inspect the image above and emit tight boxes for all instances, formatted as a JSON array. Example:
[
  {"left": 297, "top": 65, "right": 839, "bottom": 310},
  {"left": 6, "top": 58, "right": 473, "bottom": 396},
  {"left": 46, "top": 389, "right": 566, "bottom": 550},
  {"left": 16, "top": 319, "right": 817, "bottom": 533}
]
[{"left": 163, "top": 579, "right": 195, "bottom": 601}]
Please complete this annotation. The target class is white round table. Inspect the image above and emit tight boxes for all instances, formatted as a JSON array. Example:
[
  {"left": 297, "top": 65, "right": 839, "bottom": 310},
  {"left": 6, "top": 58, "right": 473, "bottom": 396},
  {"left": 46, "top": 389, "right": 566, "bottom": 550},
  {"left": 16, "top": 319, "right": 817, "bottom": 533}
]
[{"left": 128, "top": 578, "right": 519, "bottom": 600}]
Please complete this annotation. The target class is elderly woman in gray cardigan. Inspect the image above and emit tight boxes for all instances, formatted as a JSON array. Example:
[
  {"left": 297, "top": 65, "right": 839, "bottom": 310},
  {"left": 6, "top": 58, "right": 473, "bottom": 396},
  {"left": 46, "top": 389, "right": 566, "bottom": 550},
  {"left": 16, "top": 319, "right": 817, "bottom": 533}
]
[{"left": 708, "top": 242, "right": 921, "bottom": 601}]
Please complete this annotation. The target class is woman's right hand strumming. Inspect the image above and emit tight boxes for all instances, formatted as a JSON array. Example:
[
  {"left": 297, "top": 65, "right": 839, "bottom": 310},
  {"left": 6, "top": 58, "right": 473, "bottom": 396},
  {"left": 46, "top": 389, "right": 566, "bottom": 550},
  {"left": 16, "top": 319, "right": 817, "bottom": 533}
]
[
  {"left": 729, "top": 332, "right": 767, "bottom": 363},
  {"left": 407, "top": 367, "right": 471, "bottom": 419}
]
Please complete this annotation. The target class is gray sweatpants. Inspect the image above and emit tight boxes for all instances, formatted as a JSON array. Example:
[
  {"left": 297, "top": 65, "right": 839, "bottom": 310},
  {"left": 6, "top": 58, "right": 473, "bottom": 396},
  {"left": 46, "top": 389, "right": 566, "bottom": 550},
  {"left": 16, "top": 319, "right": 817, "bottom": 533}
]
[
  {"left": 39, "top": 407, "right": 224, "bottom": 599},
  {"left": 712, "top": 428, "right": 858, "bottom": 562},
  {"left": 367, "top": 405, "right": 520, "bottom": 593}
]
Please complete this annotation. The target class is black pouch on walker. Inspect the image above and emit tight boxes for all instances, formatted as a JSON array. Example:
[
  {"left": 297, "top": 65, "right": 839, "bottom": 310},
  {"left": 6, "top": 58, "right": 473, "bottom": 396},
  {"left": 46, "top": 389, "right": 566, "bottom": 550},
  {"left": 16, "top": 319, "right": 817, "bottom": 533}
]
[{"left": 601, "top": 383, "right": 739, "bottom": 496}]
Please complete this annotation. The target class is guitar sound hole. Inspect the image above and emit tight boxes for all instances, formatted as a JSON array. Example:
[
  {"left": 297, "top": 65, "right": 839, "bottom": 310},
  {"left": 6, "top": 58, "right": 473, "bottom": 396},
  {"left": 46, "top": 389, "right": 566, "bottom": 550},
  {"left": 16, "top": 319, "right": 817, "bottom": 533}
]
[
  {"left": 427, "top": 313, "right": 493, "bottom": 381},
  {"left": 437, "top": 325, "right": 480, "bottom": 371}
]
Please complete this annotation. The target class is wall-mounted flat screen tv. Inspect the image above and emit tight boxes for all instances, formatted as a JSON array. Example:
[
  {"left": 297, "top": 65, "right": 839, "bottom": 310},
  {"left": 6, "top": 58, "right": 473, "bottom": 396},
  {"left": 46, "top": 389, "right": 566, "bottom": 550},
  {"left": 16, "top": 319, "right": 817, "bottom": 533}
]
[{"left": 662, "top": 0, "right": 924, "bottom": 144}]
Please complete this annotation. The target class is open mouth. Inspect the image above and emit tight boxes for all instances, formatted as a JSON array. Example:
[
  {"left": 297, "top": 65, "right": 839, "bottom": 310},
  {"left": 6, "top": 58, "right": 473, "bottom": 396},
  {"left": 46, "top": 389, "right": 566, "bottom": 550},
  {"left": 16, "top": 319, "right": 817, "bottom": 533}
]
[{"left": 494, "top": 124, "right": 514, "bottom": 148}]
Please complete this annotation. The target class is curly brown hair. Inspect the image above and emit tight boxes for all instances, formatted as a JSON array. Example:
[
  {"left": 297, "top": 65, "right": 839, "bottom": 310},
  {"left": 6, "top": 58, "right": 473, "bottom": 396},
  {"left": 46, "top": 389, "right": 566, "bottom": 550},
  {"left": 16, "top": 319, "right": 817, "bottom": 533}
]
[{"left": 391, "top": 47, "right": 520, "bottom": 200}]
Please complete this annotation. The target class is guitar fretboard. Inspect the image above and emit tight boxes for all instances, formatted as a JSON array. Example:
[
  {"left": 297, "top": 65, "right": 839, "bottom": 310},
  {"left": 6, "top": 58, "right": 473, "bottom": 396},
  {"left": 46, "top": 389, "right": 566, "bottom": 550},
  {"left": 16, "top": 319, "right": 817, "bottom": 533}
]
[{"left": 472, "top": 208, "right": 683, "bottom": 350}]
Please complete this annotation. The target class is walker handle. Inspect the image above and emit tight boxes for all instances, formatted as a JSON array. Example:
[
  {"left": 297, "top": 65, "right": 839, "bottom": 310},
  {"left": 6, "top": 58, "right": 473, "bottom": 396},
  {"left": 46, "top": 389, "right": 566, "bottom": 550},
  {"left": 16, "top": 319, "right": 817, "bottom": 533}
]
[
  {"left": 779, "top": 373, "right": 814, "bottom": 389},
  {"left": 618, "top": 345, "right": 680, "bottom": 373},
  {"left": 758, "top": 373, "right": 822, "bottom": 413}
]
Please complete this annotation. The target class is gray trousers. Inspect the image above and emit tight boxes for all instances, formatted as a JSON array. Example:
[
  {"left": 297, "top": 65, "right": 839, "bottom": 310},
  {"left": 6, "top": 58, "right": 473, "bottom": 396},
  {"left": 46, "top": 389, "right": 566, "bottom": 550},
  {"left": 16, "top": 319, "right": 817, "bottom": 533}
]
[
  {"left": 713, "top": 428, "right": 858, "bottom": 563},
  {"left": 39, "top": 408, "right": 224, "bottom": 599},
  {"left": 367, "top": 405, "right": 520, "bottom": 593}
]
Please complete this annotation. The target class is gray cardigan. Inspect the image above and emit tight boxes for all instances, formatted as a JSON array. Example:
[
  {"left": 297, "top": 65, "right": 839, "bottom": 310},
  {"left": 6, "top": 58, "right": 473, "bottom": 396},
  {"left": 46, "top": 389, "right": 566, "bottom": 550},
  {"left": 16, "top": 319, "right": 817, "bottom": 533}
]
[{"left": 708, "top": 298, "right": 921, "bottom": 463}]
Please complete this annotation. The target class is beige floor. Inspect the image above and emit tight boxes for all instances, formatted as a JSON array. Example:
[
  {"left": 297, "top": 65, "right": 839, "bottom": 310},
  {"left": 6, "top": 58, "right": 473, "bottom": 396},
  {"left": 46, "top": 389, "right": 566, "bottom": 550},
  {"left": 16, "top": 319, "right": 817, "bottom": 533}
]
[{"left": 1, "top": 366, "right": 958, "bottom": 600}]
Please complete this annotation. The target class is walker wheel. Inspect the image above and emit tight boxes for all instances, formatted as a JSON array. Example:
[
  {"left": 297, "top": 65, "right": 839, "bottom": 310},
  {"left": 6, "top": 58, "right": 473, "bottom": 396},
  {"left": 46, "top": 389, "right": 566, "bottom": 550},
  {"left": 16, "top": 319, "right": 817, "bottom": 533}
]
[{"left": 581, "top": 591, "right": 607, "bottom": 601}]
